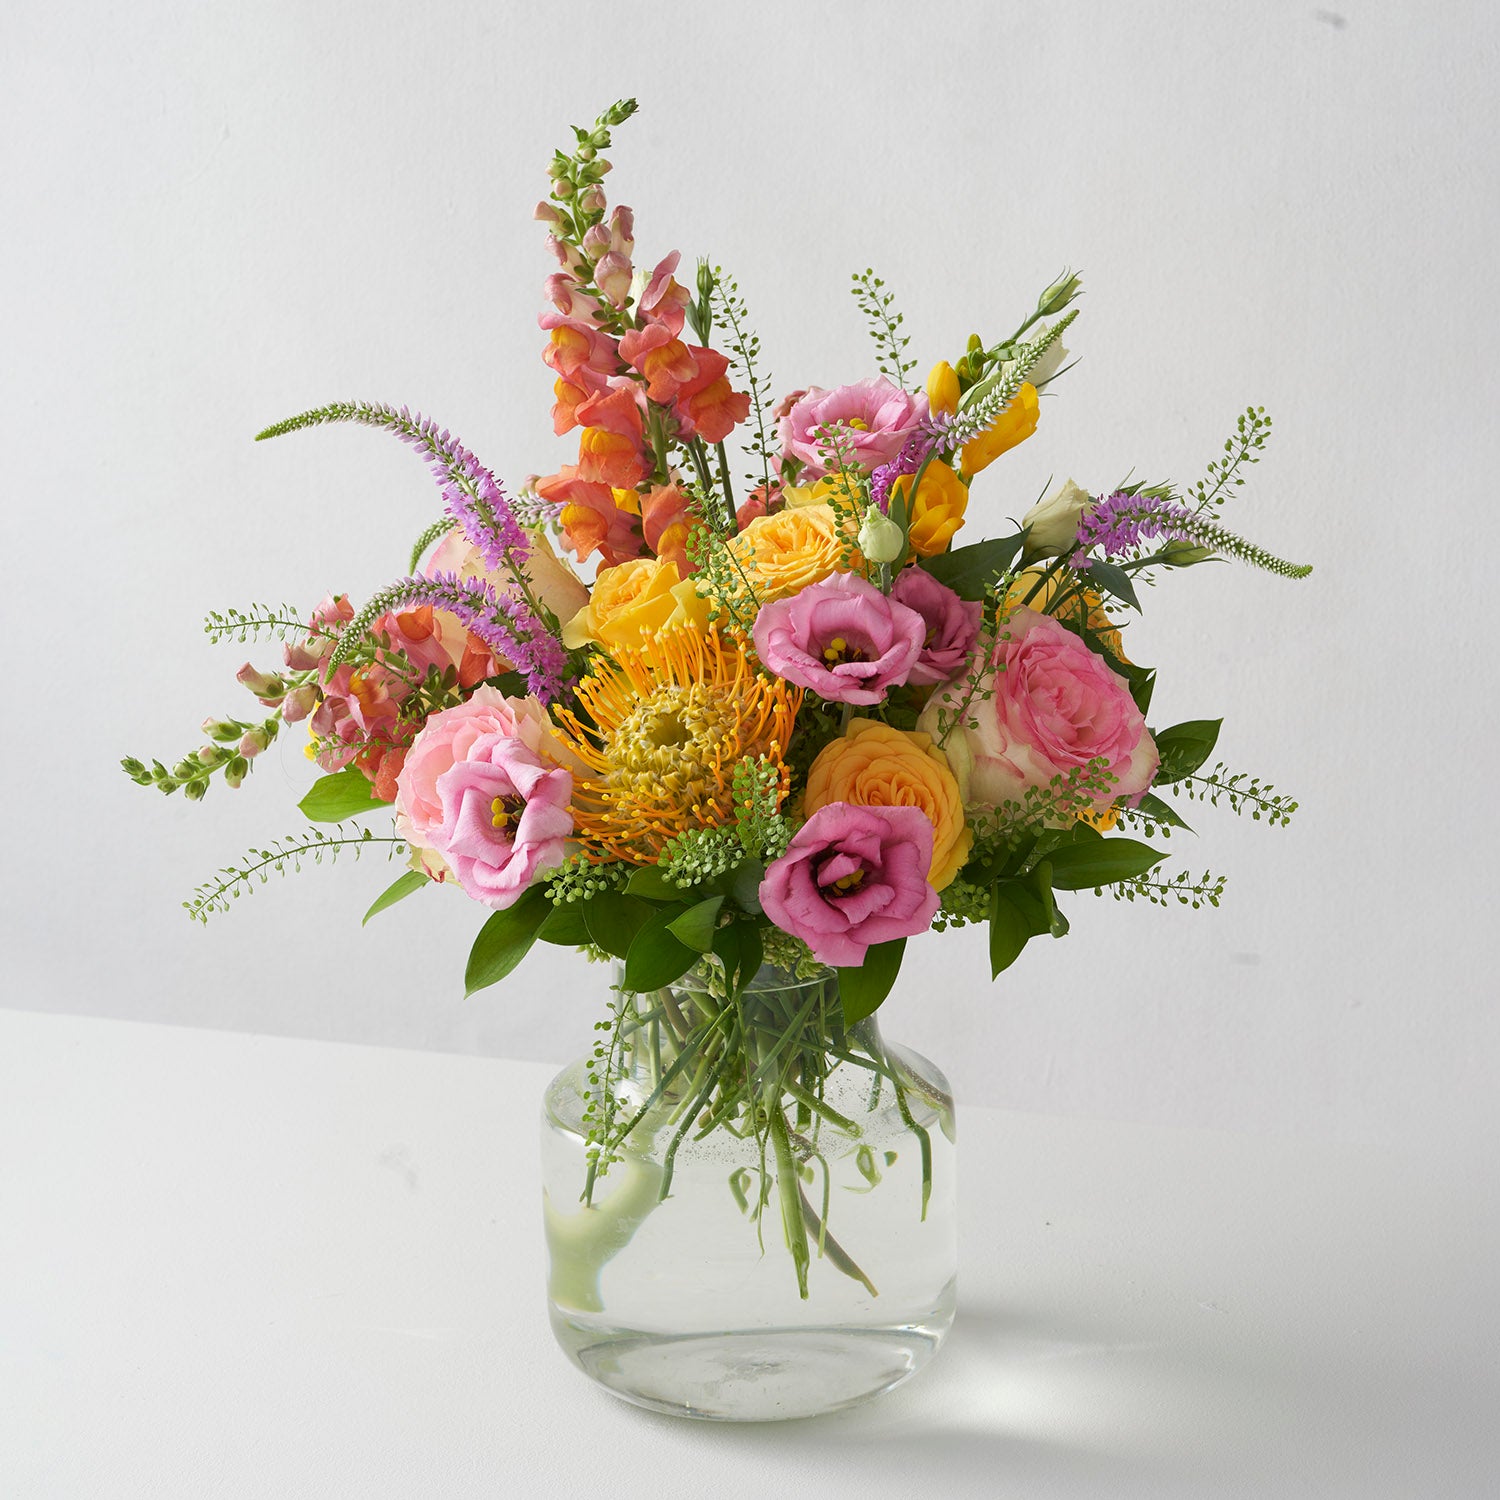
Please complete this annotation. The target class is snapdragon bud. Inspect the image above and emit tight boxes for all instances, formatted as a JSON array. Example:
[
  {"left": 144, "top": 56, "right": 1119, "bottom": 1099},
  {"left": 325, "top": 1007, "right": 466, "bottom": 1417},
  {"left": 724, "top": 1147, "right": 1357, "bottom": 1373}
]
[
  {"left": 182, "top": 779, "right": 208, "bottom": 803},
  {"left": 201, "top": 717, "right": 242, "bottom": 743},
  {"left": 239, "top": 725, "right": 272, "bottom": 759},
  {"left": 223, "top": 756, "right": 250, "bottom": 790},
  {"left": 581, "top": 223, "right": 611, "bottom": 259},
  {"left": 578, "top": 184, "right": 606, "bottom": 215},
  {"left": 236, "top": 663, "right": 286, "bottom": 701},
  {"left": 609, "top": 205, "right": 634, "bottom": 256},
  {"left": 858, "top": 509, "right": 907, "bottom": 565},
  {"left": 534, "top": 201, "right": 565, "bottom": 228},
  {"left": 594, "top": 250, "right": 633, "bottom": 309},
  {"left": 195, "top": 744, "right": 224, "bottom": 767}
]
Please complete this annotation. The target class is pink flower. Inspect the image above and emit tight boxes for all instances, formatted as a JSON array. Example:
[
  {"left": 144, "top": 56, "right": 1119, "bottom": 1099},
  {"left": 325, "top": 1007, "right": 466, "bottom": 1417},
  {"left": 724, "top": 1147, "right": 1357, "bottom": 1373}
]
[
  {"left": 778, "top": 378, "right": 929, "bottom": 480},
  {"left": 753, "top": 572, "right": 925, "bottom": 705},
  {"left": 425, "top": 525, "right": 589, "bottom": 629},
  {"left": 916, "top": 608, "right": 1158, "bottom": 812},
  {"left": 889, "top": 567, "right": 983, "bottom": 687},
  {"left": 395, "top": 687, "right": 576, "bottom": 909},
  {"left": 760, "top": 802, "right": 939, "bottom": 968}
]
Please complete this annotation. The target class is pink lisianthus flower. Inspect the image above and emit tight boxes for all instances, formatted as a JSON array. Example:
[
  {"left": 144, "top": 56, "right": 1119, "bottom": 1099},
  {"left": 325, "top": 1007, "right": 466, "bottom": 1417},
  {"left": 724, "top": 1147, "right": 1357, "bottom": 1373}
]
[
  {"left": 916, "top": 607, "right": 1158, "bottom": 813},
  {"left": 778, "top": 378, "right": 929, "bottom": 480},
  {"left": 889, "top": 567, "right": 984, "bottom": 687},
  {"left": 395, "top": 687, "right": 577, "bottom": 909},
  {"left": 752, "top": 572, "right": 925, "bottom": 705},
  {"left": 759, "top": 802, "right": 939, "bottom": 968}
]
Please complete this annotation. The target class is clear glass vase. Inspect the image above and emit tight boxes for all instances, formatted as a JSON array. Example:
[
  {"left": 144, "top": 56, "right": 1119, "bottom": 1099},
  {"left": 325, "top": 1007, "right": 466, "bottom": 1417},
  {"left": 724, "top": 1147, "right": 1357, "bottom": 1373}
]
[{"left": 540, "top": 960, "right": 957, "bottom": 1421}]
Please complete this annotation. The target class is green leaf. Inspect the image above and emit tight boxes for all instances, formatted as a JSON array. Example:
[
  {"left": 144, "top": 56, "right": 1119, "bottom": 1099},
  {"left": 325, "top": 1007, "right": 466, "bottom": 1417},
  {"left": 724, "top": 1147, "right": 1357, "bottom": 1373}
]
[
  {"left": 1045, "top": 837, "right": 1164, "bottom": 890},
  {"left": 583, "top": 891, "right": 653, "bottom": 960},
  {"left": 838, "top": 938, "right": 906, "bottom": 1025},
  {"left": 988, "top": 885, "right": 1033, "bottom": 977},
  {"left": 298, "top": 768, "right": 382, "bottom": 822},
  {"left": 713, "top": 920, "right": 764, "bottom": 997},
  {"left": 623, "top": 865, "right": 681, "bottom": 901},
  {"left": 464, "top": 888, "right": 550, "bottom": 997},
  {"left": 724, "top": 858, "right": 765, "bottom": 915},
  {"left": 623, "top": 907, "right": 698, "bottom": 993},
  {"left": 667, "top": 896, "right": 724, "bottom": 954},
  {"left": 1153, "top": 718, "right": 1223, "bottom": 783},
  {"left": 1078, "top": 558, "right": 1140, "bottom": 611},
  {"left": 537, "top": 901, "right": 590, "bottom": 946},
  {"left": 920, "top": 533, "right": 1027, "bottom": 600},
  {"left": 361, "top": 870, "right": 426, "bottom": 926},
  {"left": 1134, "top": 792, "right": 1193, "bottom": 832},
  {"left": 1129, "top": 666, "right": 1156, "bottom": 717}
]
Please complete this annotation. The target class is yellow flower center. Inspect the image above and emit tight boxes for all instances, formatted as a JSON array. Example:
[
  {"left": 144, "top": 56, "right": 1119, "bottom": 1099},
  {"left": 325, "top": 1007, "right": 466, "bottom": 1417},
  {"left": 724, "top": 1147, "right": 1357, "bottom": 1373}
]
[
  {"left": 821, "top": 636, "right": 866, "bottom": 666},
  {"left": 608, "top": 682, "right": 738, "bottom": 813},
  {"left": 831, "top": 868, "right": 866, "bottom": 893},
  {"left": 845, "top": 417, "right": 869, "bottom": 431},
  {"left": 490, "top": 794, "right": 524, "bottom": 831}
]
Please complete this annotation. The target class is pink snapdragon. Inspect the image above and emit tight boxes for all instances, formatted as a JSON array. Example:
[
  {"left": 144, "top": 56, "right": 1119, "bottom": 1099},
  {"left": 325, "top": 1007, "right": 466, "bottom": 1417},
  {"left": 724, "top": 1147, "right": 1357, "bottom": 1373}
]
[
  {"left": 395, "top": 687, "right": 576, "bottom": 909},
  {"left": 752, "top": 572, "right": 925, "bottom": 705},
  {"left": 759, "top": 802, "right": 939, "bottom": 968},
  {"left": 889, "top": 568, "right": 983, "bottom": 687},
  {"left": 778, "top": 378, "right": 929, "bottom": 479}
]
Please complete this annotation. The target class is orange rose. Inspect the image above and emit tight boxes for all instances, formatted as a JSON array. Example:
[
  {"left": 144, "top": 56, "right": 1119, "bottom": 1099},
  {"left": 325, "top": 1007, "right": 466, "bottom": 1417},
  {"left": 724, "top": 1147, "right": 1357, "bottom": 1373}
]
[
  {"left": 803, "top": 718, "right": 972, "bottom": 890},
  {"left": 727, "top": 503, "right": 861, "bottom": 601}
]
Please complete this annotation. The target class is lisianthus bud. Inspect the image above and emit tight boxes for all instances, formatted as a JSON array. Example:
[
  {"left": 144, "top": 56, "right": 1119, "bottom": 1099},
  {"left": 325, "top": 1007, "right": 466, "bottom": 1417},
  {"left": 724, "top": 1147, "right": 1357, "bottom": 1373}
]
[
  {"left": 1022, "top": 478, "right": 1097, "bottom": 558},
  {"left": 858, "top": 509, "right": 907, "bottom": 565},
  {"left": 925, "top": 361, "right": 959, "bottom": 416},
  {"left": 1036, "top": 270, "right": 1082, "bottom": 317},
  {"left": 237, "top": 663, "right": 286, "bottom": 701}
]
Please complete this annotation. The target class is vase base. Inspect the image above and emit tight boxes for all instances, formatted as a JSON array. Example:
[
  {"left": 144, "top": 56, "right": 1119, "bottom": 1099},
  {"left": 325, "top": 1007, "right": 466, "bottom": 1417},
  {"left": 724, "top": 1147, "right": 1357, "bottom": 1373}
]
[{"left": 550, "top": 1290, "right": 955, "bottom": 1422}]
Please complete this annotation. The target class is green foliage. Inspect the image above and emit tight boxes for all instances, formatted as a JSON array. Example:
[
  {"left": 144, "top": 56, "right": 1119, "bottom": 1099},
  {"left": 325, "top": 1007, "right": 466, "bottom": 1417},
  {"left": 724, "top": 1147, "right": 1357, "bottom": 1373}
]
[
  {"left": 409, "top": 517, "right": 457, "bottom": 574},
  {"left": 622, "top": 906, "right": 698, "bottom": 992},
  {"left": 298, "top": 767, "right": 383, "bottom": 822},
  {"left": 1171, "top": 763, "right": 1299, "bottom": 826},
  {"left": 203, "top": 603, "right": 307, "bottom": 645},
  {"left": 732, "top": 757, "right": 793, "bottom": 862},
  {"left": 667, "top": 896, "right": 725, "bottom": 954},
  {"left": 660, "top": 826, "right": 744, "bottom": 888},
  {"left": 183, "top": 826, "right": 407, "bottom": 922},
  {"left": 465, "top": 887, "right": 551, "bottom": 996},
  {"left": 685, "top": 522, "right": 760, "bottom": 630},
  {"left": 1109, "top": 868, "right": 1229, "bottom": 908},
  {"left": 850, "top": 269, "right": 916, "bottom": 388},
  {"left": 581, "top": 891, "right": 653, "bottom": 960},
  {"left": 838, "top": 937, "right": 906, "bottom": 1027},
  {"left": 1153, "top": 719, "right": 1223, "bottom": 784},
  {"left": 543, "top": 853, "right": 627, "bottom": 903},
  {"left": 362, "top": 870, "right": 427, "bottom": 925},
  {"left": 948, "top": 309, "right": 1079, "bottom": 449},
  {"left": 921, "top": 533, "right": 1027, "bottom": 601},
  {"left": 931, "top": 877, "right": 991, "bottom": 931},
  {"left": 1045, "top": 836, "right": 1164, "bottom": 890},
  {"left": 1190, "top": 406, "right": 1272, "bottom": 515},
  {"left": 710, "top": 266, "right": 776, "bottom": 492}
]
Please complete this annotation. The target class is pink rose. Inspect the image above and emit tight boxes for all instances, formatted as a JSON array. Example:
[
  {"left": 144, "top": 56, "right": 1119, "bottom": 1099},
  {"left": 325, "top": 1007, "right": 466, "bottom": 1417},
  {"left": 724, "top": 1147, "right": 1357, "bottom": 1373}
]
[
  {"left": 889, "top": 568, "right": 984, "bottom": 687},
  {"left": 753, "top": 572, "right": 925, "bottom": 705},
  {"left": 425, "top": 526, "right": 589, "bottom": 628},
  {"left": 916, "top": 608, "right": 1158, "bottom": 811},
  {"left": 778, "top": 378, "right": 929, "bottom": 480},
  {"left": 760, "top": 802, "right": 940, "bottom": 968}
]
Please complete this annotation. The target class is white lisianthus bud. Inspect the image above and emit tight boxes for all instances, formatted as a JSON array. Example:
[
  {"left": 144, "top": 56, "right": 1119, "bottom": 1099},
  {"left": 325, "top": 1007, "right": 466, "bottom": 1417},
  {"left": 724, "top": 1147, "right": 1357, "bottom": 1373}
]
[
  {"left": 858, "top": 509, "right": 907, "bottom": 565},
  {"left": 1002, "top": 328, "right": 1069, "bottom": 391},
  {"left": 1021, "top": 478, "right": 1097, "bottom": 559}
]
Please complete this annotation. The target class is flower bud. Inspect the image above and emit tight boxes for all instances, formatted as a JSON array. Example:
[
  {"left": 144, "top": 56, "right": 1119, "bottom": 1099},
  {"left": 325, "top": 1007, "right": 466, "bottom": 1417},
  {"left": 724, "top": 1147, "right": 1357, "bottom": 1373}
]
[
  {"left": 858, "top": 509, "right": 907, "bottom": 565},
  {"left": 239, "top": 725, "right": 272, "bottom": 758},
  {"left": 552, "top": 177, "right": 575, "bottom": 199},
  {"left": 195, "top": 744, "right": 223, "bottom": 766},
  {"left": 1036, "top": 269, "right": 1082, "bottom": 317},
  {"left": 171, "top": 760, "right": 197, "bottom": 781},
  {"left": 182, "top": 779, "right": 208, "bottom": 803},
  {"left": 577, "top": 144, "right": 595, "bottom": 162},
  {"left": 120, "top": 757, "right": 147, "bottom": 779},
  {"left": 593, "top": 250, "right": 633, "bottom": 309},
  {"left": 236, "top": 663, "right": 286, "bottom": 701},
  {"left": 201, "top": 717, "right": 242, "bottom": 743},
  {"left": 608, "top": 205, "right": 634, "bottom": 256},
  {"left": 925, "top": 361, "right": 959, "bottom": 416},
  {"left": 534, "top": 201, "right": 565, "bottom": 228},
  {"left": 578, "top": 184, "right": 606, "bottom": 215},
  {"left": 1021, "top": 478, "right": 1097, "bottom": 558},
  {"left": 223, "top": 756, "right": 249, "bottom": 790},
  {"left": 581, "top": 223, "right": 610, "bottom": 259}
]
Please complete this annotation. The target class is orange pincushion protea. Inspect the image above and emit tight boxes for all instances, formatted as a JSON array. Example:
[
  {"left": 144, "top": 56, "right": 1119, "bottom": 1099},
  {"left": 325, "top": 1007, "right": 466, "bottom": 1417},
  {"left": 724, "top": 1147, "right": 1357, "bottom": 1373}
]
[{"left": 552, "top": 630, "right": 802, "bottom": 862}]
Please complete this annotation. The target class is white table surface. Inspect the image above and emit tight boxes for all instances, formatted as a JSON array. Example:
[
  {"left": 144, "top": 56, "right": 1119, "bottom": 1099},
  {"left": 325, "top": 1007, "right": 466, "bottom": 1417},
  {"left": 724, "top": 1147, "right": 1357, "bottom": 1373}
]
[{"left": 2, "top": 1008, "right": 1495, "bottom": 1500}]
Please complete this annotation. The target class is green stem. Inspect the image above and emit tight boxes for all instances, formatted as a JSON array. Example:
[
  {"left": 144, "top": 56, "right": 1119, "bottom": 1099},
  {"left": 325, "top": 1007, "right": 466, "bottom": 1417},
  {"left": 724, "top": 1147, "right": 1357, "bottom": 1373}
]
[
  {"left": 769, "top": 1104, "right": 810, "bottom": 1299},
  {"left": 782, "top": 1077, "right": 859, "bottom": 1135}
]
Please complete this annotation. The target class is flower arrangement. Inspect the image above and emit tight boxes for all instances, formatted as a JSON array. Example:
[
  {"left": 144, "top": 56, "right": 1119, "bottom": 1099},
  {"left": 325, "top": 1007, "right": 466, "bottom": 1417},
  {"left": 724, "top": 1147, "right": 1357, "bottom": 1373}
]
[{"left": 126, "top": 99, "right": 1310, "bottom": 1301}]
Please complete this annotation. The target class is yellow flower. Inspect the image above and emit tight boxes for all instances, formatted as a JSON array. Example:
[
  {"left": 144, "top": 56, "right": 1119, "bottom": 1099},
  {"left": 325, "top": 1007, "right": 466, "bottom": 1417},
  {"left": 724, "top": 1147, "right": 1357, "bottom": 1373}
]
[
  {"left": 551, "top": 630, "right": 801, "bottom": 862},
  {"left": 610, "top": 486, "right": 642, "bottom": 517},
  {"left": 562, "top": 558, "right": 710, "bottom": 651},
  {"left": 780, "top": 472, "right": 865, "bottom": 510},
  {"left": 803, "top": 719, "right": 972, "bottom": 890},
  {"left": 1001, "top": 567, "right": 1126, "bottom": 659},
  {"left": 890, "top": 459, "right": 968, "bottom": 558},
  {"left": 960, "top": 381, "right": 1039, "bottom": 475},
  {"left": 925, "top": 361, "right": 959, "bottom": 416},
  {"left": 727, "top": 503, "right": 861, "bottom": 601}
]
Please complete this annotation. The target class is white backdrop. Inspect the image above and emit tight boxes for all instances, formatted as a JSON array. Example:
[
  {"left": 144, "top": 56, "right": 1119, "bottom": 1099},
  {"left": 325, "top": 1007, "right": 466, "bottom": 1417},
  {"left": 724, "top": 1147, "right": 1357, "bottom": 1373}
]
[{"left": 3, "top": 0, "right": 1495, "bottom": 1146}]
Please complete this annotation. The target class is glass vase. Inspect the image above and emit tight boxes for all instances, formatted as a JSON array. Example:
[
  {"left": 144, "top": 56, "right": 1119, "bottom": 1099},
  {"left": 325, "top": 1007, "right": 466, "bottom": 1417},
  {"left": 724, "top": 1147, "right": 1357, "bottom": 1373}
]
[{"left": 540, "top": 960, "right": 957, "bottom": 1421}]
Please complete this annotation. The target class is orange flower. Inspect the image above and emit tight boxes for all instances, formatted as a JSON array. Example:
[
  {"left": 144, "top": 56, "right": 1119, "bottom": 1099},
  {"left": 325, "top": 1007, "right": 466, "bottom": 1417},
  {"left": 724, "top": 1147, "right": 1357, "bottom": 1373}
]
[
  {"left": 619, "top": 323, "right": 698, "bottom": 403},
  {"left": 575, "top": 386, "right": 649, "bottom": 490},
  {"left": 641, "top": 482, "right": 695, "bottom": 574},
  {"left": 803, "top": 719, "right": 972, "bottom": 890},
  {"left": 551, "top": 631, "right": 801, "bottom": 862},
  {"left": 677, "top": 347, "right": 750, "bottom": 443},
  {"left": 534, "top": 467, "right": 643, "bottom": 568},
  {"left": 728, "top": 503, "right": 861, "bottom": 601},
  {"left": 961, "top": 381, "right": 1039, "bottom": 475}
]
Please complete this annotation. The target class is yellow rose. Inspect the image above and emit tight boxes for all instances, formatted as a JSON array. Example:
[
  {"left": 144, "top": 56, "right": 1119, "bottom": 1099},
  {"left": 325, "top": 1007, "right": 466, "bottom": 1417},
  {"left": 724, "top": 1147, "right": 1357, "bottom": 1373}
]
[
  {"left": 803, "top": 718, "right": 972, "bottom": 890},
  {"left": 925, "top": 361, "right": 959, "bottom": 416},
  {"left": 891, "top": 459, "right": 968, "bottom": 558},
  {"left": 562, "top": 558, "right": 710, "bottom": 651},
  {"left": 960, "top": 381, "right": 1039, "bottom": 475},
  {"left": 728, "top": 503, "right": 861, "bottom": 601},
  {"left": 780, "top": 472, "right": 865, "bottom": 511},
  {"left": 1001, "top": 567, "right": 1126, "bottom": 659}
]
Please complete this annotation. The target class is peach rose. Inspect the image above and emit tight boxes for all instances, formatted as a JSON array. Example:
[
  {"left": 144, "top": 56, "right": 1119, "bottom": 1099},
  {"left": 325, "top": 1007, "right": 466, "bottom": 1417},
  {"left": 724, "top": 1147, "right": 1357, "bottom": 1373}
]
[
  {"left": 802, "top": 718, "right": 972, "bottom": 890},
  {"left": 425, "top": 525, "right": 589, "bottom": 628},
  {"left": 916, "top": 607, "right": 1156, "bottom": 813},
  {"left": 728, "top": 503, "right": 861, "bottom": 602}
]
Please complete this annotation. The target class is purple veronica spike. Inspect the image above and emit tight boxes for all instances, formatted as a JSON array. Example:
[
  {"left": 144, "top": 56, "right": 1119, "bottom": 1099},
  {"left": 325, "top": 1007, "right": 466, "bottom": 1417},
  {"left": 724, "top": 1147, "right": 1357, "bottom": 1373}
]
[
  {"left": 1074, "top": 492, "right": 1198, "bottom": 560},
  {"left": 419, "top": 571, "right": 568, "bottom": 704},
  {"left": 869, "top": 414, "right": 954, "bottom": 513}
]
